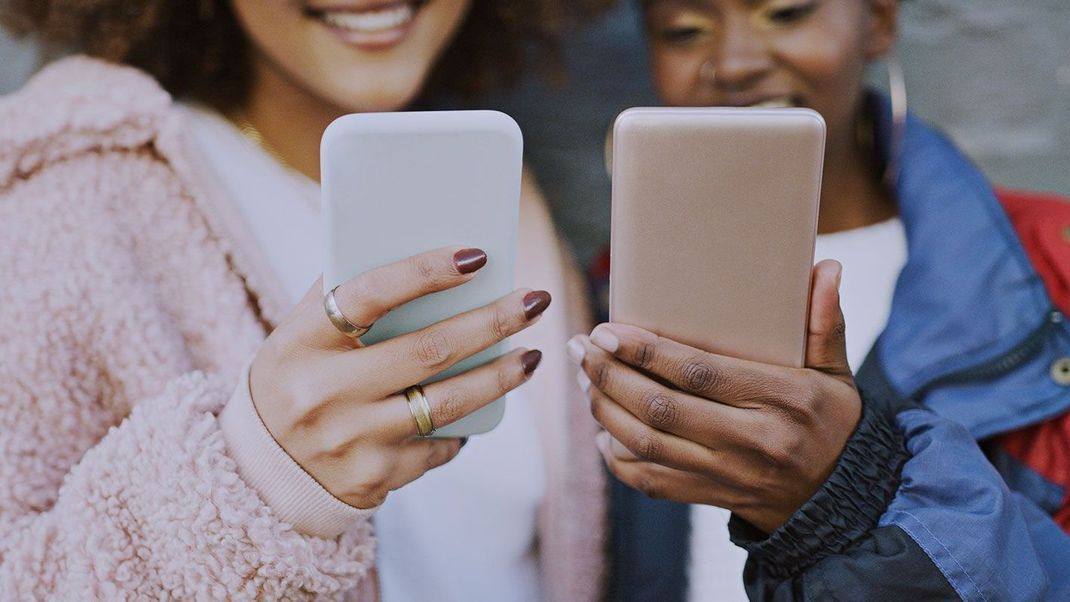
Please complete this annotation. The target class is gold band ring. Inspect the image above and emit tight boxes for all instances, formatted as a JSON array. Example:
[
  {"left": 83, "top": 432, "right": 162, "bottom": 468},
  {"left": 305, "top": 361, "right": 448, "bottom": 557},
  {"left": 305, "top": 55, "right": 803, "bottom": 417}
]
[
  {"left": 404, "top": 384, "right": 436, "bottom": 437},
  {"left": 324, "top": 285, "right": 373, "bottom": 338}
]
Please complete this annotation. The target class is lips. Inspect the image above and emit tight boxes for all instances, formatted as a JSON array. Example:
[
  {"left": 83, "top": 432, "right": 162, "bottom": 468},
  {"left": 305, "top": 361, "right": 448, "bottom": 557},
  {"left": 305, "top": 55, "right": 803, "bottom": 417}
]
[
  {"left": 305, "top": 1, "right": 428, "bottom": 48},
  {"left": 318, "top": 3, "right": 414, "bottom": 34}
]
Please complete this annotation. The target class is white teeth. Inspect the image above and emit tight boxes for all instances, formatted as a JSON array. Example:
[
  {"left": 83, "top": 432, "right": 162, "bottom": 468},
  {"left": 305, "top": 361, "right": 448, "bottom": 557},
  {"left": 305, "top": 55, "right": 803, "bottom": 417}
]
[
  {"left": 751, "top": 98, "right": 796, "bottom": 108},
  {"left": 322, "top": 5, "right": 414, "bottom": 33}
]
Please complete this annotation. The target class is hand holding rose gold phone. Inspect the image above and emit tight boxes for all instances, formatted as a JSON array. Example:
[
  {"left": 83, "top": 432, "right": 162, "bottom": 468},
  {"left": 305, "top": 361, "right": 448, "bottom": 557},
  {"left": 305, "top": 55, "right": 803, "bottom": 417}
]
[{"left": 571, "top": 108, "right": 862, "bottom": 533}]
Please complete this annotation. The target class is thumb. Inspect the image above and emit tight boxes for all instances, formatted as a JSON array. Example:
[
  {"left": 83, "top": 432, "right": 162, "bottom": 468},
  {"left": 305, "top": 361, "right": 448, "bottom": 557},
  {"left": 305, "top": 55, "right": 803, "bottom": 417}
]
[{"left": 805, "top": 260, "right": 852, "bottom": 381}]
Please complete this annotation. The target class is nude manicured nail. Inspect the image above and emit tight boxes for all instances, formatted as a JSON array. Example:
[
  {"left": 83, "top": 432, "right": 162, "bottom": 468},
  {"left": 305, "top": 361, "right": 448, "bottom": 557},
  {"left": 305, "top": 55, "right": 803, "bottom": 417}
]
[
  {"left": 590, "top": 327, "right": 620, "bottom": 353},
  {"left": 566, "top": 337, "right": 586, "bottom": 364},
  {"left": 576, "top": 370, "right": 591, "bottom": 393},
  {"left": 521, "top": 349, "right": 543, "bottom": 375},
  {"left": 523, "top": 291, "right": 552, "bottom": 320},
  {"left": 454, "top": 248, "right": 487, "bottom": 274}
]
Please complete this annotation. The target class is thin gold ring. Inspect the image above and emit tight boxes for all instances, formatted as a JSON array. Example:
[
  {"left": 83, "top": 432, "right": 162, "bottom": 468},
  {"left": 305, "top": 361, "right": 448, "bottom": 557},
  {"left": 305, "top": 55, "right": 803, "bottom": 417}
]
[
  {"left": 324, "top": 285, "right": 373, "bottom": 338},
  {"left": 404, "top": 384, "right": 436, "bottom": 437}
]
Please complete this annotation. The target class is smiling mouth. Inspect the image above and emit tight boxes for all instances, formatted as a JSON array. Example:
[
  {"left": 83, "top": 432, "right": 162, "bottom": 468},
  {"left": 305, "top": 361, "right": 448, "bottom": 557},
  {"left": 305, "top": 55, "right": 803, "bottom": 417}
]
[
  {"left": 305, "top": 1, "right": 429, "bottom": 47},
  {"left": 749, "top": 97, "right": 797, "bottom": 108}
]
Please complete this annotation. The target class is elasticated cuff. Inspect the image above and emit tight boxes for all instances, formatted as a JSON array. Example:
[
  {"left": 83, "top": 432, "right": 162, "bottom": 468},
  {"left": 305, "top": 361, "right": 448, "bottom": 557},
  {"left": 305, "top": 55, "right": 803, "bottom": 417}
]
[
  {"left": 218, "top": 361, "right": 374, "bottom": 539},
  {"left": 728, "top": 395, "right": 908, "bottom": 578}
]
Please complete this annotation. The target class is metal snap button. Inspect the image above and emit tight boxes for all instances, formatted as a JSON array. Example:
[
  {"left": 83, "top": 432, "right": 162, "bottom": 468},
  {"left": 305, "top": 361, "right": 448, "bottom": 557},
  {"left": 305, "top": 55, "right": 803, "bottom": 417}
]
[{"left": 1052, "top": 358, "right": 1070, "bottom": 386}]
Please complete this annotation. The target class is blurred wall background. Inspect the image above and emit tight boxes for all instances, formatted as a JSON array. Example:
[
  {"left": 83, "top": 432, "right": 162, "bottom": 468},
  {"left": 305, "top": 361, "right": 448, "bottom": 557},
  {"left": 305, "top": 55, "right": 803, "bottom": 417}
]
[{"left": 3, "top": 0, "right": 1067, "bottom": 266}]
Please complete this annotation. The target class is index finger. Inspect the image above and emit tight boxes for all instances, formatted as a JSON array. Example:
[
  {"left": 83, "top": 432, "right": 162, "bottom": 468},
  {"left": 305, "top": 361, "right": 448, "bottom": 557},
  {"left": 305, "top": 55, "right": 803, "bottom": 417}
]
[
  {"left": 582, "top": 322, "right": 801, "bottom": 409},
  {"left": 297, "top": 246, "right": 489, "bottom": 348}
]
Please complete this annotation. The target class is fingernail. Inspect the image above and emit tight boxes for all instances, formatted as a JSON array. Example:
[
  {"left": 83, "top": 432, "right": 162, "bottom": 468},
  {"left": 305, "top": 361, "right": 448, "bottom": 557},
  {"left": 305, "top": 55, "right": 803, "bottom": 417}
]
[
  {"left": 596, "top": 430, "right": 610, "bottom": 453},
  {"left": 835, "top": 265, "right": 843, "bottom": 290},
  {"left": 590, "top": 326, "right": 620, "bottom": 353},
  {"left": 576, "top": 370, "right": 591, "bottom": 393},
  {"left": 521, "top": 349, "right": 543, "bottom": 375},
  {"left": 459, "top": 437, "right": 469, "bottom": 448},
  {"left": 566, "top": 336, "right": 587, "bottom": 364},
  {"left": 454, "top": 248, "right": 487, "bottom": 274},
  {"left": 523, "top": 290, "right": 552, "bottom": 320}
]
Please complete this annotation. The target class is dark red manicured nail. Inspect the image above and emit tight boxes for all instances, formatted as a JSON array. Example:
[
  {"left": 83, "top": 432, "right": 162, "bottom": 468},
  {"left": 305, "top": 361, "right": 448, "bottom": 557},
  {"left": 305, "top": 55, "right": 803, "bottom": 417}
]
[
  {"left": 523, "top": 291, "right": 551, "bottom": 320},
  {"left": 454, "top": 248, "right": 487, "bottom": 274},
  {"left": 521, "top": 349, "right": 543, "bottom": 375}
]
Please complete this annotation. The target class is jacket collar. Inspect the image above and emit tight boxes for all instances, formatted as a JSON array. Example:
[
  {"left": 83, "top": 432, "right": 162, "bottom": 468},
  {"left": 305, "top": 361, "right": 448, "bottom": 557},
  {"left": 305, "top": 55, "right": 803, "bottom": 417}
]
[{"left": 863, "top": 93, "right": 1067, "bottom": 436}]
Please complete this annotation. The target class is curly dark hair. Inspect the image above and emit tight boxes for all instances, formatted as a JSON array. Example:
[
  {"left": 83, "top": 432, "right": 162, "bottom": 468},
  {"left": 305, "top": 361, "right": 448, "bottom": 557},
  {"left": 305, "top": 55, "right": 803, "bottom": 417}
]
[{"left": 0, "top": 0, "right": 615, "bottom": 110}]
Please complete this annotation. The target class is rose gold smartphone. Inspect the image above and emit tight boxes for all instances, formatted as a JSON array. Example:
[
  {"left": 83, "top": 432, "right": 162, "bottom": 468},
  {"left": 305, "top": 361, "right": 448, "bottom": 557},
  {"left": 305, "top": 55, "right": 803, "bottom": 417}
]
[{"left": 609, "top": 108, "right": 825, "bottom": 368}]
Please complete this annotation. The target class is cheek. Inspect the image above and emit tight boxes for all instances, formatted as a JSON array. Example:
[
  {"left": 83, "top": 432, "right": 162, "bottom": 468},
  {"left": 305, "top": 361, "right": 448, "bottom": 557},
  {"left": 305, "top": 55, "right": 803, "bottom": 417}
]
[
  {"left": 651, "top": 48, "right": 708, "bottom": 107},
  {"left": 770, "top": 12, "right": 870, "bottom": 140}
]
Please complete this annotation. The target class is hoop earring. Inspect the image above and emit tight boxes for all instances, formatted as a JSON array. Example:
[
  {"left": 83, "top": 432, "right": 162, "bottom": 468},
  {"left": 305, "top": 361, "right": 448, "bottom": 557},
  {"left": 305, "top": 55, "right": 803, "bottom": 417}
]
[{"left": 883, "top": 55, "right": 907, "bottom": 187}]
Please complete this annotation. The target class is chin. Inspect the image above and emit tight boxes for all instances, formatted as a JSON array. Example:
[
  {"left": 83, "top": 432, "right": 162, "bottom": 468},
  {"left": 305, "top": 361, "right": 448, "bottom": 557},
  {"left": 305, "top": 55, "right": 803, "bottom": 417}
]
[{"left": 325, "top": 67, "right": 430, "bottom": 113}]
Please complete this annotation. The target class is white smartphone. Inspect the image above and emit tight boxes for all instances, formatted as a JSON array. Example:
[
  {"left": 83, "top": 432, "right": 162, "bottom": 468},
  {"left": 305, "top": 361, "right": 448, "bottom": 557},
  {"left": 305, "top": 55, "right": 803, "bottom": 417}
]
[
  {"left": 610, "top": 107, "right": 825, "bottom": 368},
  {"left": 321, "top": 111, "right": 523, "bottom": 437}
]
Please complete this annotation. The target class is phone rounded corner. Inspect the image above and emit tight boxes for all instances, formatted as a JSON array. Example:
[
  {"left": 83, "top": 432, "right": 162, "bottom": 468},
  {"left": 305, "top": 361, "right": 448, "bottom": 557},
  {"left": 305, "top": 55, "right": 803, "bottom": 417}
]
[
  {"left": 612, "top": 107, "right": 647, "bottom": 139},
  {"left": 320, "top": 114, "right": 354, "bottom": 154},
  {"left": 795, "top": 108, "right": 827, "bottom": 134},
  {"left": 481, "top": 110, "right": 524, "bottom": 151}
]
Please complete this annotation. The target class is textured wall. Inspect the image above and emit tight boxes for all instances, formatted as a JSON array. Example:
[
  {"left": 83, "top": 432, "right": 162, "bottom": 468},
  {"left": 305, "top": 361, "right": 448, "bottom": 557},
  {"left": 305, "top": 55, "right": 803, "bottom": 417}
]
[{"left": 899, "top": 0, "right": 1070, "bottom": 198}]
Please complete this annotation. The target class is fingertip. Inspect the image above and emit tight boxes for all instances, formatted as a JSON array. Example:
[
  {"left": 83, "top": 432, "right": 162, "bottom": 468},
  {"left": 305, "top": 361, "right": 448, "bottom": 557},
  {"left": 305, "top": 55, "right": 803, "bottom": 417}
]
[
  {"left": 566, "top": 335, "right": 587, "bottom": 364},
  {"left": 589, "top": 324, "right": 620, "bottom": 353},
  {"left": 576, "top": 369, "right": 592, "bottom": 394},
  {"left": 596, "top": 430, "right": 611, "bottom": 455}
]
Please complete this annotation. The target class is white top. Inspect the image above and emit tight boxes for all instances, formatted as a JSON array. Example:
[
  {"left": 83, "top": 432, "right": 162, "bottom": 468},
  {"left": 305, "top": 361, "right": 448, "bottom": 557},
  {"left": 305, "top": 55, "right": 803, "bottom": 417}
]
[
  {"left": 181, "top": 104, "right": 545, "bottom": 602},
  {"left": 687, "top": 216, "right": 908, "bottom": 601}
]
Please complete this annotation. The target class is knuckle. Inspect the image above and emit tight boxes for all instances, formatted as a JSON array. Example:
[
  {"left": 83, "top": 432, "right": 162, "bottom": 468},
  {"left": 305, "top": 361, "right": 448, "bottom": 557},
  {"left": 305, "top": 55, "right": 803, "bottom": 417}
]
[
  {"left": 632, "top": 431, "right": 664, "bottom": 463},
  {"left": 412, "top": 255, "right": 439, "bottom": 283},
  {"left": 829, "top": 316, "right": 847, "bottom": 341},
  {"left": 490, "top": 304, "right": 515, "bottom": 341},
  {"left": 776, "top": 384, "right": 819, "bottom": 424},
  {"left": 642, "top": 392, "right": 679, "bottom": 430},
  {"left": 633, "top": 341, "right": 657, "bottom": 369},
  {"left": 592, "top": 361, "right": 611, "bottom": 390},
  {"left": 757, "top": 430, "right": 796, "bottom": 468},
  {"left": 681, "top": 358, "right": 719, "bottom": 395},
  {"left": 413, "top": 328, "right": 454, "bottom": 368}
]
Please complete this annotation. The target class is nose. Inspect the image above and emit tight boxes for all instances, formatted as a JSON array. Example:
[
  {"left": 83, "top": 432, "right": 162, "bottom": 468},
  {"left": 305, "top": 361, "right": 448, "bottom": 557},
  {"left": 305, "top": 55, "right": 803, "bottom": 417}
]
[{"left": 706, "top": 15, "right": 771, "bottom": 90}]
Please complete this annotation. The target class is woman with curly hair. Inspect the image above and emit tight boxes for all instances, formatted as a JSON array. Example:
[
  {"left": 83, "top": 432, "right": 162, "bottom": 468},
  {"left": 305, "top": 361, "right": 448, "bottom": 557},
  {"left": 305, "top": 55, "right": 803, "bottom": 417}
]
[{"left": 0, "top": 1, "right": 610, "bottom": 599}]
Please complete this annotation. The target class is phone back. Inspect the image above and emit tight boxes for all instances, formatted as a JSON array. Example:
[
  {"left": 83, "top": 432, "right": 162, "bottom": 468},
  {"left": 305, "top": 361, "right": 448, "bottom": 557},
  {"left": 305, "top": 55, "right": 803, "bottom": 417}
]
[
  {"left": 610, "top": 108, "right": 825, "bottom": 368},
  {"left": 322, "top": 111, "right": 522, "bottom": 436}
]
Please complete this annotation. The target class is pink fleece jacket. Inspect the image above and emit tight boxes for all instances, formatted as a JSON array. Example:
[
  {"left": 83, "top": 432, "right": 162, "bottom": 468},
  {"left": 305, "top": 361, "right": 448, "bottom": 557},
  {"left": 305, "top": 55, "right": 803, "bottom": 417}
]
[{"left": 0, "top": 56, "right": 606, "bottom": 600}]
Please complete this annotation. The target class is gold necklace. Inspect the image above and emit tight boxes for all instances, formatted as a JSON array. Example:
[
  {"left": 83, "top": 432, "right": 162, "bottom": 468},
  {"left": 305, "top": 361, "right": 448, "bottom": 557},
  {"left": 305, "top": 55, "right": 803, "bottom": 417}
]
[{"left": 229, "top": 112, "right": 304, "bottom": 176}]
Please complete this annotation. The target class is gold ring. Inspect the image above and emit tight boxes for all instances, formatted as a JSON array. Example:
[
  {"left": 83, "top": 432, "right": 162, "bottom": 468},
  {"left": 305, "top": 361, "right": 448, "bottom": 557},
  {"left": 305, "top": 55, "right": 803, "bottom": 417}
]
[
  {"left": 404, "top": 384, "right": 436, "bottom": 437},
  {"left": 324, "top": 285, "right": 373, "bottom": 338}
]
